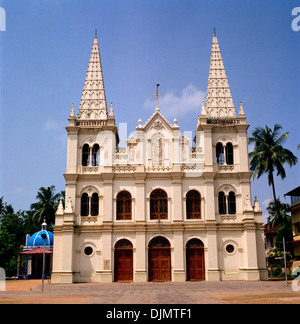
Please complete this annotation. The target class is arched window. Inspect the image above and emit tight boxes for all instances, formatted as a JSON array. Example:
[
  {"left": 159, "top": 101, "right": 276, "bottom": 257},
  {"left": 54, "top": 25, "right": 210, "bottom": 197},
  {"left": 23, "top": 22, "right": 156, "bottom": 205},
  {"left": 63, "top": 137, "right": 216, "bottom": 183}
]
[
  {"left": 150, "top": 189, "right": 168, "bottom": 220},
  {"left": 117, "top": 191, "right": 132, "bottom": 220},
  {"left": 186, "top": 190, "right": 201, "bottom": 219},
  {"left": 91, "top": 193, "right": 99, "bottom": 216},
  {"left": 218, "top": 192, "right": 227, "bottom": 214},
  {"left": 148, "top": 236, "right": 170, "bottom": 248},
  {"left": 216, "top": 143, "right": 225, "bottom": 165},
  {"left": 81, "top": 193, "right": 89, "bottom": 216},
  {"left": 115, "top": 239, "right": 133, "bottom": 249},
  {"left": 186, "top": 238, "right": 204, "bottom": 248},
  {"left": 92, "top": 144, "right": 100, "bottom": 166},
  {"left": 82, "top": 144, "right": 90, "bottom": 166},
  {"left": 228, "top": 191, "right": 236, "bottom": 214},
  {"left": 225, "top": 143, "right": 234, "bottom": 165}
]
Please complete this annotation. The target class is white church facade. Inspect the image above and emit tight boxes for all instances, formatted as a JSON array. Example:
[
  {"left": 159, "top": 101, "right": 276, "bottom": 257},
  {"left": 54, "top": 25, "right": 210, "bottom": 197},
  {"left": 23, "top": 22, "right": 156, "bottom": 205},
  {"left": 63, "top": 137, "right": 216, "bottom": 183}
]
[{"left": 51, "top": 32, "right": 268, "bottom": 283}]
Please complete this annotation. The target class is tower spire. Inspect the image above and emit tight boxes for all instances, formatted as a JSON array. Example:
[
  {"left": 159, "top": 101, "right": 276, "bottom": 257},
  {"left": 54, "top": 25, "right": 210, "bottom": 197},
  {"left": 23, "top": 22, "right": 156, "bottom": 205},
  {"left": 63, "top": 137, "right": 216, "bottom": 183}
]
[
  {"left": 78, "top": 33, "right": 108, "bottom": 120},
  {"left": 205, "top": 33, "right": 236, "bottom": 119}
]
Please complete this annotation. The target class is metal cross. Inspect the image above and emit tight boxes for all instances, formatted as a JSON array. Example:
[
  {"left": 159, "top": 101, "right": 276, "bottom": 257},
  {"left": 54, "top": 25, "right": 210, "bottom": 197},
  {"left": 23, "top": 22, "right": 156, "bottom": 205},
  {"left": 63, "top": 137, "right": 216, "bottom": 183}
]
[{"left": 152, "top": 84, "right": 163, "bottom": 109}]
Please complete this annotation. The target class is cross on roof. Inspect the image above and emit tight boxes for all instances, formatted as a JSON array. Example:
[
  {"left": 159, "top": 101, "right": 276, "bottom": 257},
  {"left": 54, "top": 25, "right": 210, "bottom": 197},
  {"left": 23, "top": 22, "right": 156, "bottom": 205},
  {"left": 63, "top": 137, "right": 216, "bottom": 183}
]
[{"left": 152, "top": 84, "right": 163, "bottom": 110}]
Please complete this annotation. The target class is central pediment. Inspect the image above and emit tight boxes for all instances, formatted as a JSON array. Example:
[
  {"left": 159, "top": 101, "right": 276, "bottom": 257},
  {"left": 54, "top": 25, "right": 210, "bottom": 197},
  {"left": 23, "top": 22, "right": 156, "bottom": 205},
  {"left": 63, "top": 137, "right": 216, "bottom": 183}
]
[{"left": 137, "top": 108, "right": 180, "bottom": 135}]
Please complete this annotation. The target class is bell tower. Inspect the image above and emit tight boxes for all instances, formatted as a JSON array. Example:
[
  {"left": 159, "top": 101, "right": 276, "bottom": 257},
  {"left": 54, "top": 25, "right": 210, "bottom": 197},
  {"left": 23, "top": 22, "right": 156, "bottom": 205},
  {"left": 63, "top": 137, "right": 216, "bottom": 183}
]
[
  {"left": 196, "top": 32, "right": 267, "bottom": 281},
  {"left": 52, "top": 33, "right": 119, "bottom": 284}
]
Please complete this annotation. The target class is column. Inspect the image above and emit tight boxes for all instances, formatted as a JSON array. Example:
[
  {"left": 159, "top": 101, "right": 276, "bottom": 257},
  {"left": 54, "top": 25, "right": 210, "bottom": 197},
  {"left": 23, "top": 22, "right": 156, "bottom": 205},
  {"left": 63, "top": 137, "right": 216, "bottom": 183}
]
[
  {"left": 135, "top": 172, "right": 146, "bottom": 222},
  {"left": 100, "top": 231, "right": 113, "bottom": 282},
  {"left": 102, "top": 174, "right": 113, "bottom": 222},
  {"left": 173, "top": 231, "right": 185, "bottom": 281},
  {"left": 172, "top": 172, "right": 183, "bottom": 222},
  {"left": 135, "top": 232, "right": 147, "bottom": 282}
]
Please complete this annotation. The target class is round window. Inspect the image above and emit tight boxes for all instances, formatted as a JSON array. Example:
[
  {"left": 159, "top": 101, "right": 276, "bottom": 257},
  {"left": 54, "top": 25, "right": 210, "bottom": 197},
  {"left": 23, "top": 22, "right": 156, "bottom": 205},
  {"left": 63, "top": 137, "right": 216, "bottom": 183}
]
[
  {"left": 226, "top": 244, "right": 235, "bottom": 254},
  {"left": 84, "top": 246, "right": 93, "bottom": 256}
]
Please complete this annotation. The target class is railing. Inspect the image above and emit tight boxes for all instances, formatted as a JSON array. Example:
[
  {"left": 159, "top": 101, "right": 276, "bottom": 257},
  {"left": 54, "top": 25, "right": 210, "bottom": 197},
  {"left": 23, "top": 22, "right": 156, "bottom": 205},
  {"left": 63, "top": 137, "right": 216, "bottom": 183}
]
[
  {"left": 217, "top": 164, "right": 235, "bottom": 172},
  {"left": 81, "top": 166, "right": 99, "bottom": 173}
]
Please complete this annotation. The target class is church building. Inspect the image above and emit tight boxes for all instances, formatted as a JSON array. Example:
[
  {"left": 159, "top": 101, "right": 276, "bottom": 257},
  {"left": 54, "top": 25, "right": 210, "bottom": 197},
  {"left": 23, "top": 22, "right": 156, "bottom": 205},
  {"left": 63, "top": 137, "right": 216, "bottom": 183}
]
[{"left": 51, "top": 32, "right": 268, "bottom": 283}]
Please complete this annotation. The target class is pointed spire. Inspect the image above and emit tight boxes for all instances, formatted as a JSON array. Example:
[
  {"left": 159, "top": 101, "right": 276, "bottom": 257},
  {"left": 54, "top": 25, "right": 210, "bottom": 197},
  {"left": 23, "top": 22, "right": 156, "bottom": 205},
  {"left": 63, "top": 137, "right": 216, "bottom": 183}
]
[
  {"left": 78, "top": 33, "right": 108, "bottom": 120},
  {"left": 253, "top": 196, "right": 262, "bottom": 213},
  {"left": 56, "top": 198, "right": 64, "bottom": 215},
  {"left": 70, "top": 103, "right": 75, "bottom": 117},
  {"left": 238, "top": 101, "right": 247, "bottom": 124},
  {"left": 239, "top": 101, "right": 245, "bottom": 116},
  {"left": 68, "top": 103, "right": 76, "bottom": 126},
  {"left": 205, "top": 33, "right": 236, "bottom": 119}
]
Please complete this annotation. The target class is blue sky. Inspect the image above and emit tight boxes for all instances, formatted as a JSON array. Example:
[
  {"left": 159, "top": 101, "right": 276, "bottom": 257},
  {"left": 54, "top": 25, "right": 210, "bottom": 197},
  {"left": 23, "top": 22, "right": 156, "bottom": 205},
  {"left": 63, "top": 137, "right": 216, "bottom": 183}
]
[{"left": 0, "top": 0, "right": 299, "bottom": 223}]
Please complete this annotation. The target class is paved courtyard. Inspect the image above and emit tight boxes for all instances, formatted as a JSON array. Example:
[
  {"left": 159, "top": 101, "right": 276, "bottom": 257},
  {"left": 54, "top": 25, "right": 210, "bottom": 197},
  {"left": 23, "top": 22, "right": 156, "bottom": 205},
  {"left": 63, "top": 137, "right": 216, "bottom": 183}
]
[{"left": 1, "top": 280, "right": 300, "bottom": 304}]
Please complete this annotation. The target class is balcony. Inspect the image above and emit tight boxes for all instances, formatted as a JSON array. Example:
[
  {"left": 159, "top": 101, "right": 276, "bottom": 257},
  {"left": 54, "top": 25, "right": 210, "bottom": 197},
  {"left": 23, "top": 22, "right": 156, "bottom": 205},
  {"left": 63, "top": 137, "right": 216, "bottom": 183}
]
[
  {"left": 284, "top": 186, "right": 300, "bottom": 207},
  {"left": 291, "top": 196, "right": 300, "bottom": 205}
]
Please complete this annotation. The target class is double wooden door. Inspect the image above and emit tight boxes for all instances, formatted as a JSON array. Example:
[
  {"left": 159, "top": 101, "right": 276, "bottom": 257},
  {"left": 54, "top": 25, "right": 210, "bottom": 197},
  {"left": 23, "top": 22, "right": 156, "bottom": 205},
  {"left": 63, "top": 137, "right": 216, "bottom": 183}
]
[
  {"left": 115, "top": 249, "right": 133, "bottom": 282},
  {"left": 186, "top": 247, "right": 205, "bottom": 281},
  {"left": 149, "top": 248, "right": 171, "bottom": 282}
]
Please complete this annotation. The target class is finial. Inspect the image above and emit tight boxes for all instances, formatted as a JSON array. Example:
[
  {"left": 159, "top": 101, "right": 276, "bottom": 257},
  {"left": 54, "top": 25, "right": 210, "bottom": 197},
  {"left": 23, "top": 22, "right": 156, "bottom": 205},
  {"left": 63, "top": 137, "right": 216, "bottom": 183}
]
[
  {"left": 109, "top": 102, "right": 114, "bottom": 116},
  {"left": 70, "top": 103, "right": 75, "bottom": 117},
  {"left": 239, "top": 101, "right": 245, "bottom": 117},
  {"left": 95, "top": 29, "right": 98, "bottom": 37},
  {"left": 214, "top": 27, "right": 216, "bottom": 35},
  {"left": 56, "top": 198, "right": 64, "bottom": 215},
  {"left": 254, "top": 196, "right": 262, "bottom": 212},
  {"left": 138, "top": 118, "right": 142, "bottom": 128},
  {"left": 41, "top": 217, "right": 47, "bottom": 231}
]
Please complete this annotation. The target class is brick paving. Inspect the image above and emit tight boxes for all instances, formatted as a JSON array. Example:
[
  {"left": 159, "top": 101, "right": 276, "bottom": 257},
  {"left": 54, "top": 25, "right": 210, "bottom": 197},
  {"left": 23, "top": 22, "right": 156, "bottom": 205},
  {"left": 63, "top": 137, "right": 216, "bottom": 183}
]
[{"left": 0, "top": 280, "right": 296, "bottom": 304}]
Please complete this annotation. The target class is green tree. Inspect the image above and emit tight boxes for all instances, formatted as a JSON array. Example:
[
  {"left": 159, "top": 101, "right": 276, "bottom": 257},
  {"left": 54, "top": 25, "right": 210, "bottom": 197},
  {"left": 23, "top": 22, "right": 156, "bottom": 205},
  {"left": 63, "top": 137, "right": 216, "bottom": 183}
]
[
  {"left": 275, "top": 218, "right": 293, "bottom": 253},
  {"left": 248, "top": 124, "right": 298, "bottom": 204},
  {"left": 0, "top": 202, "right": 25, "bottom": 276},
  {"left": 267, "top": 198, "right": 290, "bottom": 228},
  {"left": 30, "top": 186, "right": 61, "bottom": 227}
]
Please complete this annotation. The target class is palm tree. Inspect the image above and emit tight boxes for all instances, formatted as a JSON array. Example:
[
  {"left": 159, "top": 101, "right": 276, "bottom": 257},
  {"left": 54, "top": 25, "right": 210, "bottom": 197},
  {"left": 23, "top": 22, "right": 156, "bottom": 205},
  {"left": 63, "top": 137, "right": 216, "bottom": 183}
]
[
  {"left": 266, "top": 198, "right": 290, "bottom": 228},
  {"left": 248, "top": 124, "right": 298, "bottom": 203},
  {"left": 30, "top": 186, "right": 61, "bottom": 226}
]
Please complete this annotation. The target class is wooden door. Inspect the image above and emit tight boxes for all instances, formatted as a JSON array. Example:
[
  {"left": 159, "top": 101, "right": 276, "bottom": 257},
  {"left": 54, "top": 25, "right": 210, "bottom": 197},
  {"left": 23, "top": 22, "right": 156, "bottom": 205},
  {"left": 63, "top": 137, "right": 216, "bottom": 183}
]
[
  {"left": 115, "top": 249, "right": 133, "bottom": 282},
  {"left": 187, "top": 248, "right": 205, "bottom": 281},
  {"left": 149, "top": 248, "right": 171, "bottom": 282}
]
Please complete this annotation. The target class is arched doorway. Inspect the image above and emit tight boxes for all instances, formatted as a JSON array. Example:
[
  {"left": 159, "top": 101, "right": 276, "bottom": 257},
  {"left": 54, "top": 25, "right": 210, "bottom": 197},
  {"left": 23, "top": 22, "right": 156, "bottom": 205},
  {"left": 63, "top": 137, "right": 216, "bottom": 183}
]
[
  {"left": 148, "top": 236, "right": 171, "bottom": 282},
  {"left": 186, "top": 239, "right": 205, "bottom": 281},
  {"left": 114, "top": 239, "right": 133, "bottom": 282}
]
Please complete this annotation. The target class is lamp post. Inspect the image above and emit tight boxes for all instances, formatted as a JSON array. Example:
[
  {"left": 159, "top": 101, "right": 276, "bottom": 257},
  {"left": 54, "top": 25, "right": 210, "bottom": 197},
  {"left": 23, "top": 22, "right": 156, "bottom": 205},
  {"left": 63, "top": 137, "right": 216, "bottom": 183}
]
[
  {"left": 41, "top": 233, "right": 47, "bottom": 292},
  {"left": 283, "top": 236, "right": 288, "bottom": 287}
]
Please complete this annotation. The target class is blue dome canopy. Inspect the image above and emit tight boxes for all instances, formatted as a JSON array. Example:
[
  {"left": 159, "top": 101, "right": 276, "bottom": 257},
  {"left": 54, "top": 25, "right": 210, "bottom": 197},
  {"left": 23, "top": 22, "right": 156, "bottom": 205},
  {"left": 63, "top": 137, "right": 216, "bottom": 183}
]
[
  {"left": 27, "top": 230, "right": 54, "bottom": 248},
  {"left": 24, "top": 219, "right": 54, "bottom": 250}
]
